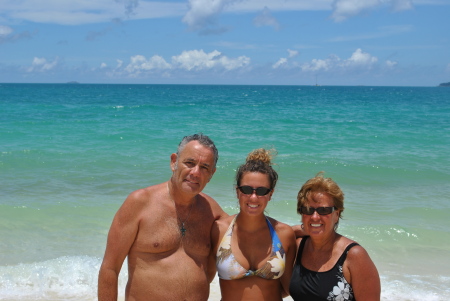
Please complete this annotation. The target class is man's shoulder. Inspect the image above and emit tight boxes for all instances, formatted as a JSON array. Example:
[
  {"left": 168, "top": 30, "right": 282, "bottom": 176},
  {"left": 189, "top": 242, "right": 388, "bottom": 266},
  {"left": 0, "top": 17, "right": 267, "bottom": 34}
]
[
  {"left": 198, "top": 192, "right": 228, "bottom": 219},
  {"left": 125, "top": 182, "right": 166, "bottom": 206}
]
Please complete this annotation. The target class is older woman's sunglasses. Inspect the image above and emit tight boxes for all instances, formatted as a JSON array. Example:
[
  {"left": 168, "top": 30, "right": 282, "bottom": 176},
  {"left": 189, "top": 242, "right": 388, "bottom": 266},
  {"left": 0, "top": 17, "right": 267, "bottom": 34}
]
[
  {"left": 237, "top": 186, "right": 272, "bottom": 196},
  {"left": 299, "top": 206, "right": 336, "bottom": 215}
]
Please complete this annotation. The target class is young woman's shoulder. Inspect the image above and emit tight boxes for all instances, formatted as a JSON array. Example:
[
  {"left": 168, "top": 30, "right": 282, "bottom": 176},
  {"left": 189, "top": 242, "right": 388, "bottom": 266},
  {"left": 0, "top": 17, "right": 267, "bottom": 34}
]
[{"left": 267, "top": 216, "right": 295, "bottom": 237}]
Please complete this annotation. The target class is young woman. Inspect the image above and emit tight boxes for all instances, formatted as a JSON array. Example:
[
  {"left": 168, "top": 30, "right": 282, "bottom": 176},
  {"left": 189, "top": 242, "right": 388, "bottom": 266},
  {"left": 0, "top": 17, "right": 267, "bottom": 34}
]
[{"left": 211, "top": 148, "right": 296, "bottom": 301}]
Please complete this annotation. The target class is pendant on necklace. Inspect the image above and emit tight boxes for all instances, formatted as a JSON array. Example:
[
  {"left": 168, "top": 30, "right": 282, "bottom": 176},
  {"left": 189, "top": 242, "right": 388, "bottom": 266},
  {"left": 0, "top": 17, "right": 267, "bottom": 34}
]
[{"left": 180, "top": 223, "right": 187, "bottom": 236}]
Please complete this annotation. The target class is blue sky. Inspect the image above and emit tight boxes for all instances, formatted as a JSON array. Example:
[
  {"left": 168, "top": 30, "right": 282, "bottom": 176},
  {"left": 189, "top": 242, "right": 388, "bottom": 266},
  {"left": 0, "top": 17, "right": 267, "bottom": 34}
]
[{"left": 1, "top": 0, "right": 449, "bottom": 86}]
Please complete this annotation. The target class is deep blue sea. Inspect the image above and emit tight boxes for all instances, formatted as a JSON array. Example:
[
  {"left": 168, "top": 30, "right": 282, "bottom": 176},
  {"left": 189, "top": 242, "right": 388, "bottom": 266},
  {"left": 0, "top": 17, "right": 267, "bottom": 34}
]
[{"left": 1, "top": 83, "right": 449, "bottom": 300}]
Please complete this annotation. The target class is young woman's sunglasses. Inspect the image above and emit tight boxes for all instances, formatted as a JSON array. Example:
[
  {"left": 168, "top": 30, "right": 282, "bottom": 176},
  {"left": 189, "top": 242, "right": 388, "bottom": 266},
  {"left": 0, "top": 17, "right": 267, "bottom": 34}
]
[
  {"left": 299, "top": 206, "right": 336, "bottom": 215},
  {"left": 237, "top": 186, "right": 272, "bottom": 196}
]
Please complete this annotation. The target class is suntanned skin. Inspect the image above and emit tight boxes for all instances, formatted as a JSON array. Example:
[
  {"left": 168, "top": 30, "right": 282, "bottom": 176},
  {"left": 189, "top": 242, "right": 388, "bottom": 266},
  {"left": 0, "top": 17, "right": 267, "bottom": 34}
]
[
  {"left": 211, "top": 172, "right": 297, "bottom": 301},
  {"left": 297, "top": 192, "right": 380, "bottom": 301},
  {"left": 98, "top": 140, "right": 227, "bottom": 301}
]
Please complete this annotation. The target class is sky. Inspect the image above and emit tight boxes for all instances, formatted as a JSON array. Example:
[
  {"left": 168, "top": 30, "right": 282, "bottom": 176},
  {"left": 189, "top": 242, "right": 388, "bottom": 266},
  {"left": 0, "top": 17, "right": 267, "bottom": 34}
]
[{"left": 0, "top": 0, "right": 449, "bottom": 86}]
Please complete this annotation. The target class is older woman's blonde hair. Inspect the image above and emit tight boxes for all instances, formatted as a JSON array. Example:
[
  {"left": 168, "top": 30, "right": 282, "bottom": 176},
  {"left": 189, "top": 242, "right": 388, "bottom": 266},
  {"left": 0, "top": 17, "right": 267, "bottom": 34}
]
[{"left": 297, "top": 172, "right": 344, "bottom": 227}]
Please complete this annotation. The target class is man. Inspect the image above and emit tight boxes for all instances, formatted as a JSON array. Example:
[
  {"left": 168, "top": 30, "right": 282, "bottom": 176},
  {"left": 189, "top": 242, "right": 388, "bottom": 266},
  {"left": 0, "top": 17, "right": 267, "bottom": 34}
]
[{"left": 98, "top": 133, "right": 227, "bottom": 301}]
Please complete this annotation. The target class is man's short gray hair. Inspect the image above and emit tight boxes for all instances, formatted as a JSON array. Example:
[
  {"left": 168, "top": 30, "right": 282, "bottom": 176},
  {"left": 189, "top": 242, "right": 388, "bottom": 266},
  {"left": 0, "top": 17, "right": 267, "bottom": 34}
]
[{"left": 176, "top": 133, "right": 219, "bottom": 167}]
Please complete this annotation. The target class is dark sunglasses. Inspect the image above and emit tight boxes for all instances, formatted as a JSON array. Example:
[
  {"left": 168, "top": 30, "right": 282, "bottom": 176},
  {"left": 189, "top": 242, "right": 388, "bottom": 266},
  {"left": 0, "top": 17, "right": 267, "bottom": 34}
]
[
  {"left": 299, "top": 206, "right": 336, "bottom": 215},
  {"left": 237, "top": 186, "right": 272, "bottom": 196}
]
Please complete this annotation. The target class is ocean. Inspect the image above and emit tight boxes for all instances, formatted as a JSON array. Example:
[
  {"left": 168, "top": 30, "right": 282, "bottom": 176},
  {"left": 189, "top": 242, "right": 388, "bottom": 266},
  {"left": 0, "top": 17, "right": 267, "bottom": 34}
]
[{"left": 1, "top": 83, "right": 449, "bottom": 300}]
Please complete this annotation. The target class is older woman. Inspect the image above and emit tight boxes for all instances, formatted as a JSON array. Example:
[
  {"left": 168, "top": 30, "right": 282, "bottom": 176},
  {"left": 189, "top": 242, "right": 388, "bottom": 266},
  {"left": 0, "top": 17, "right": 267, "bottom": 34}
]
[
  {"left": 289, "top": 173, "right": 380, "bottom": 301},
  {"left": 211, "top": 149, "right": 296, "bottom": 301}
]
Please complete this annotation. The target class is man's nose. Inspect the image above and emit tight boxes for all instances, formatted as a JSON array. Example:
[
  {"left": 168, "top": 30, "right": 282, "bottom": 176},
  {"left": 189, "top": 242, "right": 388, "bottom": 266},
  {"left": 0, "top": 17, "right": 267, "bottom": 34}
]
[{"left": 190, "top": 165, "right": 200, "bottom": 176}]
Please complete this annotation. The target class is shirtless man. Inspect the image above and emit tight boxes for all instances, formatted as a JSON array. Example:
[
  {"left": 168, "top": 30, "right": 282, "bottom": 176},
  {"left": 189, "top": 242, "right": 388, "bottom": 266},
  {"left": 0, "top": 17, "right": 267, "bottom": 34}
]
[{"left": 98, "top": 134, "right": 227, "bottom": 301}]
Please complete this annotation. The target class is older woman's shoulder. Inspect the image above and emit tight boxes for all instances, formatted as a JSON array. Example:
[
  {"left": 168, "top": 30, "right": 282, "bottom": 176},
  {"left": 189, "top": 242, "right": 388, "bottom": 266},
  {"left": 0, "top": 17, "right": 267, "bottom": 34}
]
[{"left": 338, "top": 235, "right": 372, "bottom": 261}]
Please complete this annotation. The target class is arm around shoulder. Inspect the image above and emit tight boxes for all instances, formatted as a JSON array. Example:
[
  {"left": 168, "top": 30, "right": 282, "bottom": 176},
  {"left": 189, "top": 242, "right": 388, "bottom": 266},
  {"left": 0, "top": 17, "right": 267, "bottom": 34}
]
[
  {"left": 346, "top": 245, "right": 381, "bottom": 301},
  {"left": 277, "top": 223, "right": 297, "bottom": 298},
  {"left": 98, "top": 189, "right": 149, "bottom": 300}
]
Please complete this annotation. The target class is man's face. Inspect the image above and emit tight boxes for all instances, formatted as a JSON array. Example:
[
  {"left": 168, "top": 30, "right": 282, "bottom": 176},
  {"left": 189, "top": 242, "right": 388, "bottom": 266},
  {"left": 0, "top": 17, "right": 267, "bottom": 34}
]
[{"left": 170, "top": 140, "right": 216, "bottom": 195}]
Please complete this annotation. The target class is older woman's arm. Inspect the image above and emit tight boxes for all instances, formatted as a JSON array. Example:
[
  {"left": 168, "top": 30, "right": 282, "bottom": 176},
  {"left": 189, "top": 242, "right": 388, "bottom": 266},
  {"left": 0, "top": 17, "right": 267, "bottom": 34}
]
[{"left": 346, "top": 245, "right": 381, "bottom": 301}]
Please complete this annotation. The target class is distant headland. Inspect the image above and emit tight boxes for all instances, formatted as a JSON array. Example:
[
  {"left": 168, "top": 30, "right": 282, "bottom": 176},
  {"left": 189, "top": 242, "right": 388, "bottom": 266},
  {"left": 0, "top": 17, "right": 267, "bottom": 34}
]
[{"left": 438, "top": 82, "right": 450, "bottom": 87}]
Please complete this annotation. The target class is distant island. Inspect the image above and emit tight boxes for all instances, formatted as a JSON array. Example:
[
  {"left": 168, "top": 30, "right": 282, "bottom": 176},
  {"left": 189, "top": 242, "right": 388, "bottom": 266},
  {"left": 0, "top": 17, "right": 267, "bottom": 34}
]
[{"left": 438, "top": 82, "right": 450, "bottom": 87}]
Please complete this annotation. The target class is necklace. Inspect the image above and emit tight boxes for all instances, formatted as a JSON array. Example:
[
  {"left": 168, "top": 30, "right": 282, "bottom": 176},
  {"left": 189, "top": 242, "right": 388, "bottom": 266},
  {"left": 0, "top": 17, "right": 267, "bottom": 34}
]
[{"left": 167, "top": 184, "right": 196, "bottom": 237}]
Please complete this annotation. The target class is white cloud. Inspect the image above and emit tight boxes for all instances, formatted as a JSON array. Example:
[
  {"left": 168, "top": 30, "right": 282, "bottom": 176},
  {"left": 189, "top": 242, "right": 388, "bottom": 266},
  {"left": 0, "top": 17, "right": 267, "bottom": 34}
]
[
  {"left": 301, "top": 49, "right": 378, "bottom": 72},
  {"left": 385, "top": 60, "right": 398, "bottom": 68},
  {"left": 171, "top": 49, "right": 250, "bottom": 71},
  {"left": 182, "top": 0, "right": 239, "bottom": 31},
  {"left": 273, "top": 49, "right": 299, "bottom": 69},
  {"left": 331, "top": 0, "right": 380, "bottom": 22},
  {"left": 0, "top": 25, "right": 13, "bottom": 36},
  {"left": 27, "top": 57, "right": 59, "bottom": 72},
  {"left": 253, "top": 7, "right": 280, "bottom": 30},
  {"left": 100, "top": 62, "right": 108, "bottom": 68},
  {"left": 301, "top": 57, "right": 335, "bottom": 72},
  {"left": 344, "top": 48, "right": 378, "bottom": 67},
  {"left": 273, "top": 58, "right": 288, "bottom": 69},
  {"left": 331, "top": 0, "right": 413, "bottom": 22},
  {"left": 125, "top": 55, "right": 171, "bottom": 73},
  {"left": 288, "top": 49, "right": 299, "bottom": 58}
]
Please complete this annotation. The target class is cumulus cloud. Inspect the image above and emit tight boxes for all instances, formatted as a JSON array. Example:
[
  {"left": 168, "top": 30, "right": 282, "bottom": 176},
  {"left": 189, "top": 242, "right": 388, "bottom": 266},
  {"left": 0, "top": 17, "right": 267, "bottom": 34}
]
[
  {"left": 253, "top": 7, "right": 280, "bottom": 30},
  {"left": 273, "top": 58, "right": 288, "bottom": 69},
  {"left": 301, "top": 57, "right": 336, "bottom": 72},
  {"left": 182, "top": 0, "right": 240, "bottom": 33},
  {"left": 288, "top": 49, "right": 299, "bottom": 58},
  {"left": 116, "top": 49, "right": 250, "bottom": 77},
  {"left": 301, "top": 49, "right": 378, "bottom": 72},
  {"left": 331, "top": 0, "right": 413, "bottom": 22},
  {"left": 125, "top": 55, "right": 171, "bottom": 73},
  {"left": 27, "top": 57, "right": 59, "bottom": 72},
  {"left": 171, "top": 49, "right": 250, "bottom": 71},
  {"left": 0, "top": 26, "right": 13, "bottom": 36},
  {"left": 344, "top": 48, "right": 378, "bottom": 67},
  {"left": 385, "top": 60, "right": 398, "bottom": 68},
  {"left": 273, "top": 49, "right": 299, "bottom": 69},
  {"left": 0, "top": 26, "right": 34, "bottom": 44}
]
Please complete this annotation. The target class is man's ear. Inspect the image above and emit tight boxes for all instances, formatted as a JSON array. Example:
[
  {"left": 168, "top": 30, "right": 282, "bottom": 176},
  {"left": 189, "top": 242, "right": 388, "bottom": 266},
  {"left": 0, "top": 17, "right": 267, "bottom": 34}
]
[{"left": 170, "top": 153, "right": 177, "bottom": 172}]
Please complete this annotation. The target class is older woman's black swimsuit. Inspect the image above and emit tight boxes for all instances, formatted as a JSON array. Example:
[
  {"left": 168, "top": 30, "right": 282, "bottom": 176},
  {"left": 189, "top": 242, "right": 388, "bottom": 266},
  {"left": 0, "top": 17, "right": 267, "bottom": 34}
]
[{"left": 289, "top": 237, "right": 359, "bottom": 301}]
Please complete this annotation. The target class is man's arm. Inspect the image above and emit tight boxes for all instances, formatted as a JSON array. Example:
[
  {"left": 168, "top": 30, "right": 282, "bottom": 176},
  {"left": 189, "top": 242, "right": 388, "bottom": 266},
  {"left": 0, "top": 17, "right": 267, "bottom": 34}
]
[{"left": 98, "top": 190, "right": 146, "bottom": 300}]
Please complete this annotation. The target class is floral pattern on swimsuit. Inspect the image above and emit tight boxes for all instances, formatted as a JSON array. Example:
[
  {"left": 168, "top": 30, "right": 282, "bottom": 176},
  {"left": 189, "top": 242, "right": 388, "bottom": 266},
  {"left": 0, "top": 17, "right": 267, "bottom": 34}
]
[{"left": 216, "top": 215, "right": 286, "bottom": 280}]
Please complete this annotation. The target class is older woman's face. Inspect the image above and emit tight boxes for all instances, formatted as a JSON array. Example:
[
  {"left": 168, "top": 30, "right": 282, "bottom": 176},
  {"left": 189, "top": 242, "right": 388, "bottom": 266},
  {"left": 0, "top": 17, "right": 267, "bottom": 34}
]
[{"left": 302, "top": 192, "right": 340, "bottom": 237}]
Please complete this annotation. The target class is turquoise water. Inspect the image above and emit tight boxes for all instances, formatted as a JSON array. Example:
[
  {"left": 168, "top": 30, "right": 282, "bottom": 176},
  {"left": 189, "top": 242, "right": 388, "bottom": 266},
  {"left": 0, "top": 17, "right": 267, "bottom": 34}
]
[{"left": 1, "top": 83, "right": 449, "bottom": 300}]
